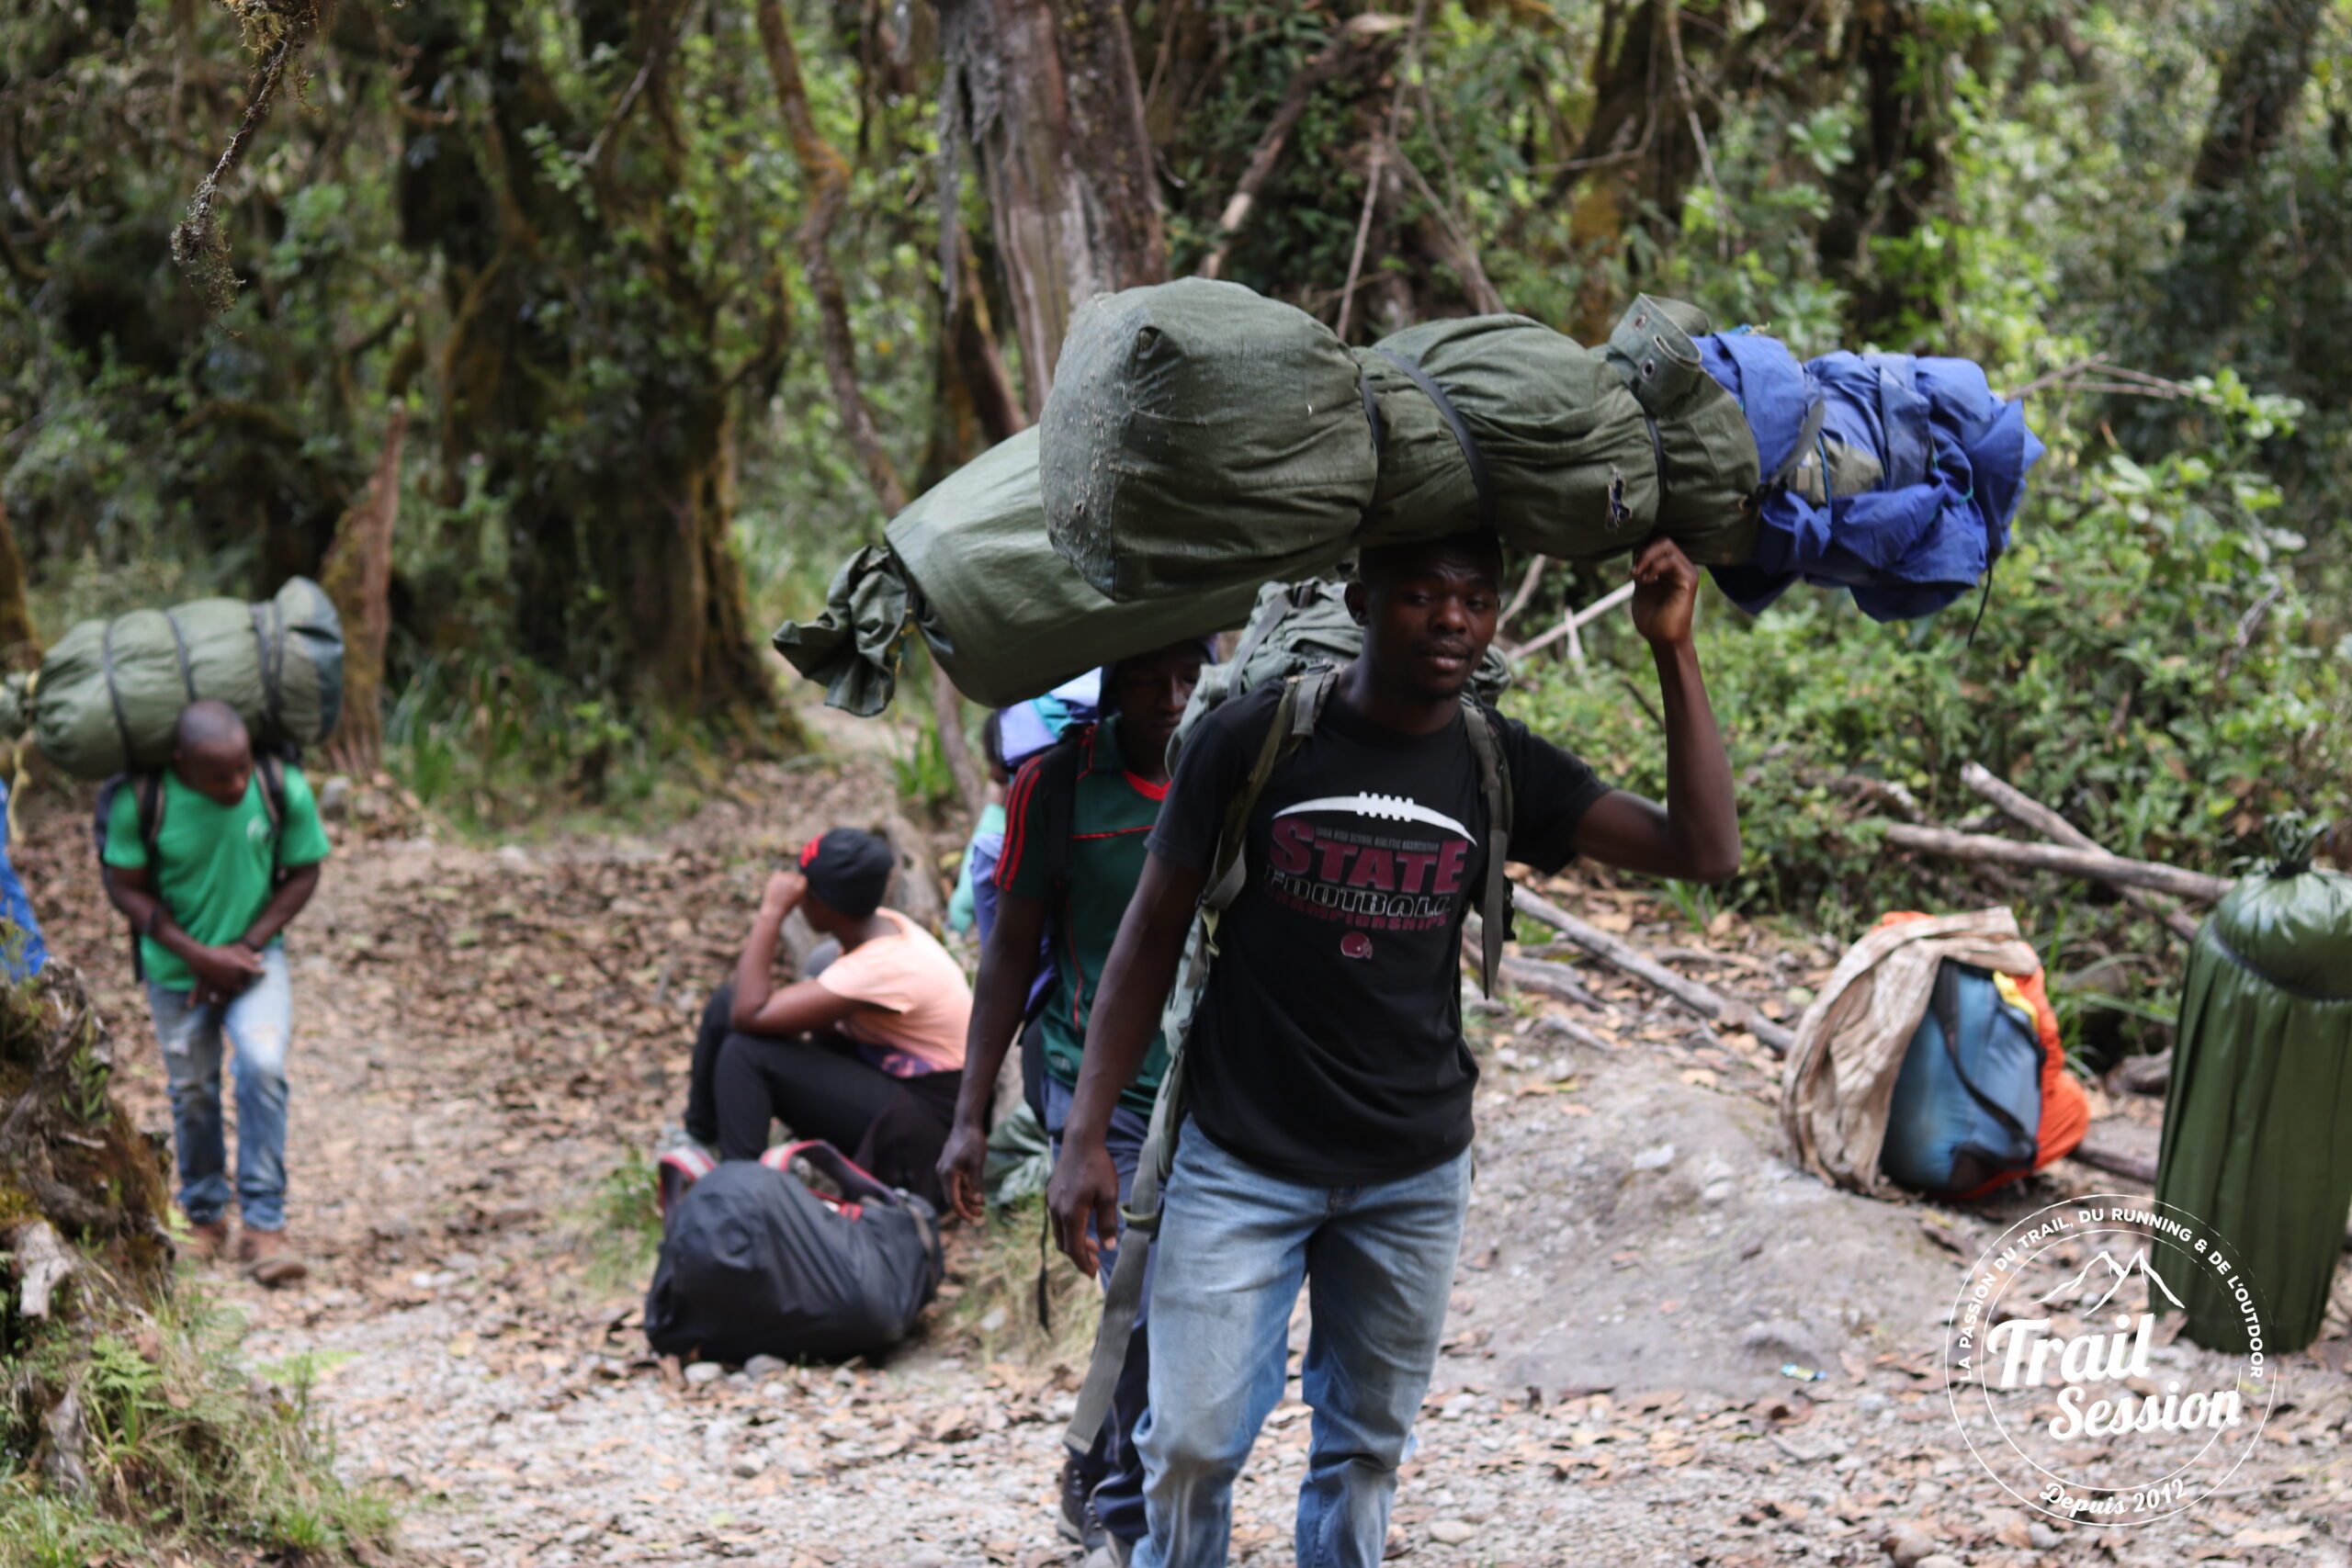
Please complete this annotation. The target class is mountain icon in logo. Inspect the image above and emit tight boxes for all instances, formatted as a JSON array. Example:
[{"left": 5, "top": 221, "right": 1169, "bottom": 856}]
[{"left": 2034, "top": 1247, "right": 2185, "bottom": 1314}]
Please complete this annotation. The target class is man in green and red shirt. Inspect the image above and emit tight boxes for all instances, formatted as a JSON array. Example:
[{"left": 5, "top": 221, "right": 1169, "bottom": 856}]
[{"left": 940, "top": 638, "right": 1208, "bottom": 1559}]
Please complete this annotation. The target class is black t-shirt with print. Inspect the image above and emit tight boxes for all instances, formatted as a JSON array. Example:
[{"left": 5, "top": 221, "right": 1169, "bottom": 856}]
[{"left": 1148, "top": 682, "right": 1611, "bottom": 1186}]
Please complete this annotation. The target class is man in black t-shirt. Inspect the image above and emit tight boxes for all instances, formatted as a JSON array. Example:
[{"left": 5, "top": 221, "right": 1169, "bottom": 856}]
[{"left": 1046, "top": 530, "right": 1739, "bottom": 1568}]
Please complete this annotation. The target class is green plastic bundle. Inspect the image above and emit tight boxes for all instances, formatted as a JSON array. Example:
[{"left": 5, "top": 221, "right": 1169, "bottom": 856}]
[
  {"left": 1041, "top": 280, "right": 1759, "bottom": 604},
  {"left": 1, "top": 578, "right": 343, "bottom": 778},
  {"left": 2155, "top": 819, "right": 2352, "bottom": 1355},
  {"left": 773, "top": 429, "right": 1275, "bottom": 717}
]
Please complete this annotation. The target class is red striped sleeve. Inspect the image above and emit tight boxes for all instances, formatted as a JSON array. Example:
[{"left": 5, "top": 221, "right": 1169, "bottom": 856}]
[{"left": 996, "top": 751, "right": 1047, "bottom": 888}]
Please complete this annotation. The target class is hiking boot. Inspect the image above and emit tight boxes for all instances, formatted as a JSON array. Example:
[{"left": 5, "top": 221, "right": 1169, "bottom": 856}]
[
  {"left": 1057, "top": 1453, "right": 1107, "bottom": 1551},
  {"left": 183, "top": 1218, "right": 232, "bottom": 1263},
  {"left": 237, "top": 1227, "right": 310, "bottom": 1288}
]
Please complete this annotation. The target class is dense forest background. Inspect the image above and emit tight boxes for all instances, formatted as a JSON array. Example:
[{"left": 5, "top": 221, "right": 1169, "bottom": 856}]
[{"left": 2, "top": 0, "right": 2346, "bottom": 990}]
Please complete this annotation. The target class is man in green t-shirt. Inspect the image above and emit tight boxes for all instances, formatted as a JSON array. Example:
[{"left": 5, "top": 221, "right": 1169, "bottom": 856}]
[
  {"left": 939, "top": 638, "right": 1207, "bottom": 1560},
  {"left": 102, "top": 701, "right": 331, "bottom": 1285}
]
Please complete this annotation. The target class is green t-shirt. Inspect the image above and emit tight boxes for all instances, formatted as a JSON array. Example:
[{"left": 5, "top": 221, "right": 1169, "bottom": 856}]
[
  {"left": 102, "top": 764, "right": 332, "bottom": 990},
  {"left": 999, "top": 716, "right": 1170, "bottom": 1114}
]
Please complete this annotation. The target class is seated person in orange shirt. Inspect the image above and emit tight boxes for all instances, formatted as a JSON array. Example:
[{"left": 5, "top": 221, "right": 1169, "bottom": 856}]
[{"left": 682, "top": 829, "right": 971, "bottom": 1206}]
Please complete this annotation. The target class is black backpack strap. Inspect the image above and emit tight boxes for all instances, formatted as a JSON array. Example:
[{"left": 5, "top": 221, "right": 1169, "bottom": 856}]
[
  {"left": 256, "top": 754, "right": 288, "bottom": 884},
  {"left": 137, "top": 771, "right": 165, "bottom": 868},
  {"left": 1459, "top": 697, "right": 1513, "bottom": 997},
  {"left": 1035, "top": 728, "right": 1091, "bottom": 896}
]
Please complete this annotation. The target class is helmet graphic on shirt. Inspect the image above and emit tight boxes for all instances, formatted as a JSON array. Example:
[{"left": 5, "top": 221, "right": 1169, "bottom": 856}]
[{"left": 1340, "top": 931, "right": 1374, "bottom": 960}]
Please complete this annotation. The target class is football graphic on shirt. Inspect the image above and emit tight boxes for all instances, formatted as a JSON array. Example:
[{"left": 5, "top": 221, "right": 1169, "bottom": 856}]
[{"left": 1262, "top": 793, "right": 1474, "bottom": 935}]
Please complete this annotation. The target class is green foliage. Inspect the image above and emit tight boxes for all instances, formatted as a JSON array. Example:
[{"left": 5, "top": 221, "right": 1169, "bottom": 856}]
[
  {"left": 383, "top": 649, "right": 738, "bottom": 837},
  {"left": 941, "top": 1196, "right": 1101, "bottom": 1367},
  {"left": 572, "top": 1150, "right": 665, "bottom": 1297},
  {"left": 0, "top": 1285, "right": 393, "bottom": 1562}
]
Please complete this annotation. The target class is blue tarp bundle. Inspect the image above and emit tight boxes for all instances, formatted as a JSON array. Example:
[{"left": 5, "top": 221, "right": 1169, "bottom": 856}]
[{"left": 1699, "top": 331, "right": 2044, "bottom": 621}]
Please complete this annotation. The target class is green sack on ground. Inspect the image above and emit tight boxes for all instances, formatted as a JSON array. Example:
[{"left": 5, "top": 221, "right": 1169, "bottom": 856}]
[
  {"left": 1042, "top": 278, "right": 1378, "bottom": 603},
  {"left": 23, "top": 577, "right": 343, "bottom": 779},
  {"left": 2155, "top": 821, "right": 2352, "bottom": 1356},
  {"left": 773, "top": 428, "right": 1285, "bottom": 716}
]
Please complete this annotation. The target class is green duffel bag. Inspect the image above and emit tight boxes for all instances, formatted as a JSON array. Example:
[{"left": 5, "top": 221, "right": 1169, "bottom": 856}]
[
  {"left": 1040, "top": 284, "right": 1762, "bottom": 603},
  {"left": 2155, "top": 819, "right": 2352, "bottom": 1356},
  {"left": 1041, "top": 277, "right": 1378, "bottom": 604},
  {"left": 1359, "top": 299, "right": 1758, "bottom": 565},
  {"left": 775, "top": 428, "right": 1288, "bottom": 717},
  {"left": 6, "top": 577, "right": 343, "bottom": 778}
]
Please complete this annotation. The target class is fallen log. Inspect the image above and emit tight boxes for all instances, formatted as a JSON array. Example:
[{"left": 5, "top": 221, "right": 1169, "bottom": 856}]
[
  {"left": 1878, "top": 823, "right": 2233, "bottom": 902},
  {"left": 1959, "top": 763, "right": 2199, "bottom": 942},
  {"left": 1510, "top": 886, "right": 1797, "bottom": 1055},
  {"left": 1498, "top": 954, "right": 1620, "bottom": 1018},
  {"left": 2067, "top": 1129, "right": 2157, "bottom": 1186}
]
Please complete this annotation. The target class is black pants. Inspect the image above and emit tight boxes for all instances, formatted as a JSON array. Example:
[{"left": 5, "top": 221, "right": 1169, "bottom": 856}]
[{"left": 684, "top": 983, "right": 961, "bottom": 1209}]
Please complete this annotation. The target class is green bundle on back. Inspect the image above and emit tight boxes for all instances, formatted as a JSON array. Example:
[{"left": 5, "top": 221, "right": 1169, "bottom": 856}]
[
  {"left": 774, "top": 429, "right": 1270, "bottom": 718},
  {"left": 3, "top": 578, "right": 343, "bottom": 777},
  {"left": 1041, "top": 279, "right": 1758, "bottom": 603},
  {"left": 2155, "top": 820, "right": 2352, "bottom": 1355}
]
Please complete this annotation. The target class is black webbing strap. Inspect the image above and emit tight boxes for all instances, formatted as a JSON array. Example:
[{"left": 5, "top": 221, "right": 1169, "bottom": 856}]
[
  {"left": 1758, "top": 400, "right": 1828, "bottom": 497},
  {"left": 164, "top": 608, "right": 197, "bottom": 703},
  {"left": 1459, "top": 697, "right": 1513, "bottom": 997},
  {"left": 1356, "top": 370, "right": 1385, "bottom": 452},
  {"left": 101, "top": 617, "right": 135, "bottom": 767},
  {"left": 250, "top": 601, "right": 284, "bottom": 734},
  {"left": 1374, "top": 349, "right": 1495, "bottom": 533},
  {"left": 1642, "top": 413, "right": 1670, "bottom": 513}
]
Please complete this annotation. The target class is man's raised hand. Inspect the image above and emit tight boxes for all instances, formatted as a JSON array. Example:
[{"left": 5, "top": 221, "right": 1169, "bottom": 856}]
[{"left": 1628, "top": 538, "right": 1701, "bottom": 648}]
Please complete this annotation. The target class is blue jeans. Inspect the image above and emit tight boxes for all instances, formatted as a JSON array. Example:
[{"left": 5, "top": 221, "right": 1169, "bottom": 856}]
[
  {"left": 146, "top": 946, "right": 294, "bottom": 1231},
  {"left": 1044, "top": 1074, "right": 1155, "bottom": 1544},
  {"left": 1135, "top": 1122, "right": 1472, "bottom": 1568}
]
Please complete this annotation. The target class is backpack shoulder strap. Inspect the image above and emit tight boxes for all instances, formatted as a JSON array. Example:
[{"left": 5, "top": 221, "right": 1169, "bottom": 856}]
[
  {"left": 257, "top": 755, "right": 288, "bottom": 881},
  {"left": 1037, "top": 728, "right": 1090, "bottom": 894},
  {"left": 136, "top": 770, "right": 166, "bottom": 868},
  {"left": 1202, "top": 670, "right": 1332, "bottom": 917},
  {"left": 1460, "top": 696, "right": 1513, "bottom": 996}
]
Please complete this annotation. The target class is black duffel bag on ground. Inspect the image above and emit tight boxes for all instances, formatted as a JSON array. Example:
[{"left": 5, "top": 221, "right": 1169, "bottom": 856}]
[{"left": 645, "top": 1141, "right": 944, "bottom": 1364}]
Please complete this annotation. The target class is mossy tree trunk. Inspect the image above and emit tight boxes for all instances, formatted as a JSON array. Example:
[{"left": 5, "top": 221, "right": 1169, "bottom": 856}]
[
  {"left": 0, "top": 495, "right": 42, "bottom": 674},
  {"left": 319, "top": 409, "right": 405, "bottom": 777},
  {"left": 394, "top": 0, "right": 775, "bottom": 727},
  {"left": 934, "top": 0, "right": 1168, "bottom": 415}
]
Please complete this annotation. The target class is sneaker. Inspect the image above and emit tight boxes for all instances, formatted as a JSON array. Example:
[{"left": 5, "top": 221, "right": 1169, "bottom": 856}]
[
  {"left": 1057, "top": 1453, "right": 1107, "bottom": 1551},
  {"left": 183, "top": 1218, "right": 232, "bottom": 1263},
  {"left": 236, "top": 1227, "right": 311, "bottom": 1288}
]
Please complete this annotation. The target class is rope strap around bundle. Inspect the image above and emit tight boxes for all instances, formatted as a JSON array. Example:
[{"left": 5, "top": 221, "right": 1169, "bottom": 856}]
[{"left": 1373, "top": 349, "right": 1496, "bottom": 534}]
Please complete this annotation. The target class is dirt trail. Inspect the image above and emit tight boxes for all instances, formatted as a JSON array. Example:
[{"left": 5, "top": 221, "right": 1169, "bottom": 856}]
[{"left": 12, "top": 746, "right": 2347, "bottom": 1568}]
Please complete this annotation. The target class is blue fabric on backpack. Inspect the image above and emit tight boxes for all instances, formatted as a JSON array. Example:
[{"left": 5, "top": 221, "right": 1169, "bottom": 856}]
[
  {"left": 1880, "top": 962, "right": 2043, "bottom": 1196},
  {"left": 0, "top": 781, "right": 47, "bottom": 980},
  {"left": 1699, "top": 333, "right": 2044, "bottom": 622}
]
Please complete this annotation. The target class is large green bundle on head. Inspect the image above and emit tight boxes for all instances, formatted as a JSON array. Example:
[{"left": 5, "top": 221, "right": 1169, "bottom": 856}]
[
  {"left": 1041, "top": 283, "right": 1761, "bottom": 604},
  {"left": 1041, "top": 278, "right": 1377, "bottom": 602},
  {"left": 17, "top": 578, "right": 342, "bottom": 778},
  {"left": 2155, "top": 821, "right": 2352, "bottom": 1356},
  {"left": 775, "top": 428, "right": 1277, "bottom": 716}
]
